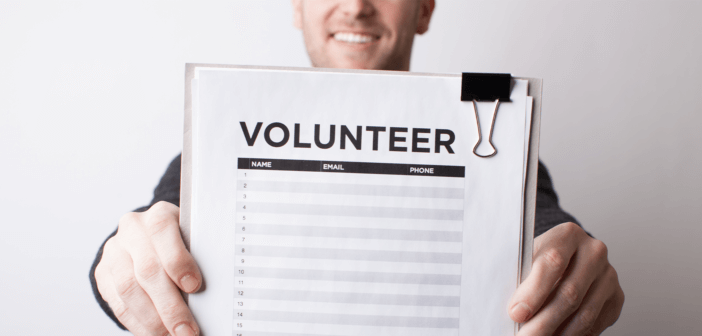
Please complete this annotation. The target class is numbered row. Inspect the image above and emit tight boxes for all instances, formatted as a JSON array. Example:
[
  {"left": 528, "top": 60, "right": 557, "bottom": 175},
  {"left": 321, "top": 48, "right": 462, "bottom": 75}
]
[
  {"left": 232, "top": 231, "right": 464, "bottom": 253},
  {"left": 233, "top": 256, "right": 463, "bottom": 275},
  {"left": 232, "top": 267, "right": 461, "bottom": 286},
  {"left": 236, "top": 202, "right": 464, "bottom": 221},
  {"left": 231, "top": 299, "right": 460, "bottom": 318},
  {"left": 235, "top": 223, "right": 462, "bottom": 242},
  {"left": 236, "top": 180, "right": 464, "bottom": 200},
  {"left": 232, "top": 313, "right": 458, "bottom": 333},
  {"left": 234, "top": 309, "right": 458, "bottom": 328},
  {"left": 235, "top": 190, "right": 464, "bottom": 210},
  {"left": 237, "top": 169, "right": 465, "bottom": 189},
  {"left": 230, "top": 288, "right": 459, "bottom": 307},
  {"left": 234, "top": 245, "right": 462, "bottom": 264},
  {"left": 233, "top": 277, "right": 461, "bottom": 296},
  {"left": 233, "top": 213, "right": 464, "bottom": 231}
]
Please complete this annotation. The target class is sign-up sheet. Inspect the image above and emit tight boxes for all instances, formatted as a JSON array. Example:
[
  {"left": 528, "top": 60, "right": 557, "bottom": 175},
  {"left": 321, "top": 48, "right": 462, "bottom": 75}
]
[
  {"left": 183, "top": 66, "right": 538, "bottom": 335},
  {"left": 235, "top": 158, "right": 464, "bottom": 335}
]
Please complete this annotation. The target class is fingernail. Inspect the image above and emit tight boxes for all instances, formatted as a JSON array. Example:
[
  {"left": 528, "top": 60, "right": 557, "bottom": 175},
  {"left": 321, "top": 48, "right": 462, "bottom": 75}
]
[
  {"left": 180, "top": 274, "right": 199, "bottom": 293},
  {"left": 510, "top": 302, "right": 532, "bottom": 322},
  {"left": 174, "top": 323, "right": 196, "bottom": 336}
]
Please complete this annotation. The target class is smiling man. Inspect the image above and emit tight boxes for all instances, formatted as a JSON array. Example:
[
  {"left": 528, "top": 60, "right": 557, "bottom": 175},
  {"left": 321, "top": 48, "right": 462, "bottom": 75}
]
[
  {"left": 293, "top": 0, "right": 429, "bottom": 70},
  {"left": 91, "top": 1, "right": 624, "bottom": 336}
]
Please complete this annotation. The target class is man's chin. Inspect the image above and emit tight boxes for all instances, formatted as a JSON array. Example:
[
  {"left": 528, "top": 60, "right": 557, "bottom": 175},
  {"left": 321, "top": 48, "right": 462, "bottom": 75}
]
[
  {"left": 309, "top": 51, "right": 400, "bottom": 71},
  {"left": 323, "top": 58, "right": 386, "bottom": 71}
]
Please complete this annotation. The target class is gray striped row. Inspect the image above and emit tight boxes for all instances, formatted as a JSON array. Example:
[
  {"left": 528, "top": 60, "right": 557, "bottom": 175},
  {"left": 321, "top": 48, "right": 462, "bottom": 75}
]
[
  {"left": 237, "top": 310, "right": 459, "bottom": 329},
  {"left": 236, "top": 224, "right": 462, "bottom": 242},
  {"left": 237, "top": 245, "right": 462, "bottom": 264},
  {"left": 237, "top": 267, "right": 462, "bottom": 286},
  {"left": 240, "top": 288, "right": 460, "bottom": 307},
  {"left": 238, "top": 180, "right": 464, "bottom": 199},
  {"left": 238, "top": 202, "right": 464, "bottom": 221}
]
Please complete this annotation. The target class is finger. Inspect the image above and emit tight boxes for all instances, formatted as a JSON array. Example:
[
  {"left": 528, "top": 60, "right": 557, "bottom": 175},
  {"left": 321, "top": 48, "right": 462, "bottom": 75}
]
[
  {"left": 143, "top": 201, "right": 202, "bottom": 293},
  {"left": 118, "top": 213, "right": 200, "bottom": 336},
  {"left": 557, "top": 268, "right": 611, "bottom": 335},
  {"left": 108, "top": 238, "right": 169, "bottom": 335},
  {"left": 96, "top": 246, "right": 158, "bottom": 336},
  {"left": 509, "top": 222, "right": 585, "bottom": 322},
  {"left": 588, "top": 268, "right": 625, "bottom": 335},
  {"left": 100, "top": 279, "right": 150, "bottom": 335},
  {"left": 518, "top": 238, "right": 608, "bottom": 335},
  {"left": 589, "top": 299, "right": 622, "bottom": 335}
]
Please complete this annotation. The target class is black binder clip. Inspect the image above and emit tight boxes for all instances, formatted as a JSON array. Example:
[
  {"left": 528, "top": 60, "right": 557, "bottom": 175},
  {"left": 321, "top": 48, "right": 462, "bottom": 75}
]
[{"left": 461, "top": 73, "right": 512, "bottom": 158}]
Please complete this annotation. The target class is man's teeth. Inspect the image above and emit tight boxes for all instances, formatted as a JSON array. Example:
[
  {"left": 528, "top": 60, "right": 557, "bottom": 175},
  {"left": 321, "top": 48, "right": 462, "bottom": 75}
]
[{"left": 333, "top": 33, "right": 375, "bottom": 43}]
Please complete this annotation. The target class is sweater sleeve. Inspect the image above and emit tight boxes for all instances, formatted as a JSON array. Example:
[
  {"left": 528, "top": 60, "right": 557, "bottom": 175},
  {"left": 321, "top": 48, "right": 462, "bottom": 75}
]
[
  {"left": 534, "top": 160, "right": 580, "bottom": 237},
  {"left": 89, "top": 154, "right": 183, "bottom": 330}
]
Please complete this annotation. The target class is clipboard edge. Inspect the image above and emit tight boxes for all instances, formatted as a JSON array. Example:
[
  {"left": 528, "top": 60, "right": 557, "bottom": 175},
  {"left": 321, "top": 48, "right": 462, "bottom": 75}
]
[{"left": 520, "top": 77, "right": 541, "bottom": 285}]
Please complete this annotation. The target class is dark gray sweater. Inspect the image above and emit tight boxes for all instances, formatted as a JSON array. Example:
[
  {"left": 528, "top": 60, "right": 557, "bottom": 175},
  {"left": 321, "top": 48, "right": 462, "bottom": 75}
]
[{"left": 90, "top": 154, "right": 579, "bottom": 330}]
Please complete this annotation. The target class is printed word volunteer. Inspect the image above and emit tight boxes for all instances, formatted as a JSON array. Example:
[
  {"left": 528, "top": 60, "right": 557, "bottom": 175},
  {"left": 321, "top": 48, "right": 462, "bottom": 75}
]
[{"left": 240, "top": 122, "right": 457, "bottom": 153}]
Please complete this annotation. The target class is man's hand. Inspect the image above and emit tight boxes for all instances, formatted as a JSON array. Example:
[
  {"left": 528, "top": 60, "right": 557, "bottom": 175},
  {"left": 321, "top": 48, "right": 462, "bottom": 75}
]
[
  {"left": 509, "top": 222, "right": 624, "bottom": 335},
  {"left": 95, "top": 201, "right": 201, "bottom": 336}
]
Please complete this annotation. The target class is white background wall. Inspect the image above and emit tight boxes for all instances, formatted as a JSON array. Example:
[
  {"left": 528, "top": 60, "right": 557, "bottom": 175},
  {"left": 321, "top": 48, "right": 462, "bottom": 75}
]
[{"left": 1, "top": 0, "right": 700, "bottom": 334}]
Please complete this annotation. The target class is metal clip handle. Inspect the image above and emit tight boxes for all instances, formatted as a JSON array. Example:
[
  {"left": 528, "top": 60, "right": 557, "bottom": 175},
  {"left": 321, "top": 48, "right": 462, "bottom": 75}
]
[{"left": 472, "top": 99, "right": 500, "bottom": 158}]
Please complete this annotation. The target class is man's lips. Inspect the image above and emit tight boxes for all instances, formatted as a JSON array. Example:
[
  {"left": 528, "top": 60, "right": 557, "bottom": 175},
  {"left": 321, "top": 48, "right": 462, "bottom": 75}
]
[{"left": 331, "top": 32, "right": 379, "bottom": 44}]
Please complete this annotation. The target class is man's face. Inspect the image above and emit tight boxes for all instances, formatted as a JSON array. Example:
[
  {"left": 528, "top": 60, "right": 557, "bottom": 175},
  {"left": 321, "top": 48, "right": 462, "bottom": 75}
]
[{"left": 292, "top": 0, "right": 435, "bottom": 71}]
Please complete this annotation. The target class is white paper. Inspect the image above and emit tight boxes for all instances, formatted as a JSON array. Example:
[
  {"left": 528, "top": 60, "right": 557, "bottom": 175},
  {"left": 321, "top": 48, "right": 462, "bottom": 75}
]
[{"left": 186, "top": 67, "right": 530, "bottom": 336}]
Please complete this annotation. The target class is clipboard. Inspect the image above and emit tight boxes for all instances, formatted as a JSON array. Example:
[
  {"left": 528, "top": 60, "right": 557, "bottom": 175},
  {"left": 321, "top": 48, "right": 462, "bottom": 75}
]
[{"left": 180, "top": 64, "right": 541, "bottom": 335}]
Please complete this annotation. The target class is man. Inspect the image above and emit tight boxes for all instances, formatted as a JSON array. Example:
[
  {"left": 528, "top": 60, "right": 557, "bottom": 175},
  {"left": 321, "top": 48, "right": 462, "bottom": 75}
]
[{"left": 91, "top": 1, "right": 624, "bottom": 335}]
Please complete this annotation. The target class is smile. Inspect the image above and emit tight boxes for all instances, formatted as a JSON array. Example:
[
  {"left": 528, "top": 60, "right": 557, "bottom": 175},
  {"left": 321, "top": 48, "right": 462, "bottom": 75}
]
[{"left": 332, "top": 32, "right": 379, "bottom": 44}]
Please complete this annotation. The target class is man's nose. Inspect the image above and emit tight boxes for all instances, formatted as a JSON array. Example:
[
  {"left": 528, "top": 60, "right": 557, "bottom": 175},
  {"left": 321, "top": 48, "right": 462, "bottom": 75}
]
[{"left": 339, "top": 0, "right": 375, "bottom": 19}]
